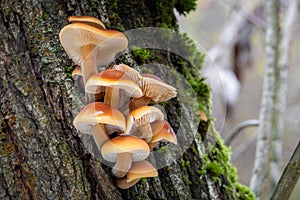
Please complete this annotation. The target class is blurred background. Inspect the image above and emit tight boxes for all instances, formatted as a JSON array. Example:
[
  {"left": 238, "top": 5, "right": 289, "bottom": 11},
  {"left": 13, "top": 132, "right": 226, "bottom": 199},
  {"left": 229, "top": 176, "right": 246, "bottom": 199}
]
[{"left": 175, "top": 0, "right": 300, "bottom": 199}]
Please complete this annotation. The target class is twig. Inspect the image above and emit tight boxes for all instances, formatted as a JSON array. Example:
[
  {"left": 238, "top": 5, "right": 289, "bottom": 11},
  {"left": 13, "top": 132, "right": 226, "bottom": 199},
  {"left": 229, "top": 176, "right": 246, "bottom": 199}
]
[
  {"left": 224, "top": 119, "right": 259, "bottom": 146},
  {"left": 270, "top": 140, "right": 300, "bottom": 200},
  {"left": 250, "top": 0, "right": 280, "bottom": 198}
]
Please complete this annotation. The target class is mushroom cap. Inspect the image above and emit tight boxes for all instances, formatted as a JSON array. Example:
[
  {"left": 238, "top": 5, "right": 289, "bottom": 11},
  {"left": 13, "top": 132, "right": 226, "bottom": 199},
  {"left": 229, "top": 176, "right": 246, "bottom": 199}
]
[
  {"left": 85, "top": 69, "right": 143, "bottom": 97},
  {"left": 73, "top": 102, "right": 126, "bottom": 135},
  {"left": 151, "top": 120, "right": 177, "bottom": 144},
  {"left": 59, "top": 22, "right": 128, "bottom": 67},
  {"left": 110, "top": 64, "right": 141, "bottom": 83},
  {"left": 101, "top": 135, "right": 150, "bottom": 162},
  {"left": 68, "top": 16, "right": 106, "bottom": 29},
  {"left": 126, "top": 106, "right": 164, "bottom": 135},
  {"left": 126, "top": 160, "right": 158, "bottom": 182},
  {"left": 72, "top": 66, "right": 82, "bottom": 81},
  {"left": 139, "top": 74, "right": 177, "bottom": 102}
]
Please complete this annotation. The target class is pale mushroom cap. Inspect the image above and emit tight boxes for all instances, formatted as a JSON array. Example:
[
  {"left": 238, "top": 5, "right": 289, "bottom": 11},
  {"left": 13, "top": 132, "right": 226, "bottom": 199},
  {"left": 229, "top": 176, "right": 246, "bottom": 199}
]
[
  {"left": 151, "top": 121, "right": 177, "bottom": 144},
  {"left": 126, "top": 106, "right": 164, "bottom": 134},
  {"left": 59, "top": 23, "right": 128, "bottom": 67},
  {"left": 73, "top": 102, "right": 126, "bottom": 135},
  {"left": 68, "top": 16, "right": 106, "bottom": 29},
  {"left": 139, "top": 75, "right": 177, "bottom": 102},
  {"left": 85, "top": 69, "right": 143, "bottom": 97},
  {"left": 101, "top": 135, "right": 150, "bottom": 162},
  {"left": 72, "top": 66, "right": 82, "bottom": 80},
  {"left": 126, "top": 160, "right": 158, "bottom": 182},
  {"left": 110, "top": 64, "right": 141, "bottom": 83},
  {"left": 129, "top": 106, "right": 164, "bottom": 121},
  {"left": 117, "top": 178, "right": 140, "bottom": 189}
]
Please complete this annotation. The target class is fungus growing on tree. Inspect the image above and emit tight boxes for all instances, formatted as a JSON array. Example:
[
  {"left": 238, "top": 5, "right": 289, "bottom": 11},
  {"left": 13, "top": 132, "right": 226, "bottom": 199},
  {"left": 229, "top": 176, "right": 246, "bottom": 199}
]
[
  {"left": 116, "top": 160, "right": 158, "bottom": 189},
  {"left": 130, "top": 73, "right": 177, "bottom": 110},
  {"left": 125, "top": 106, "right": 165, "bottom": 142},
  {"left": 67, "top": 16, "right": 106, "bottom": 29},
  {"left": 59, "top": 22, "right": 128, "bottom": 84},
  {"left": 60, "top": 15, "right": 178, "bottom": 189},
  {"left": 85, "top": 69, "right": 142, "bottom": 109},
  {"left": 101, "top": 135, "right": 150, "bottom": 178},
  {"left": 148, "top": 120, "right": 177, "bottom": 150},
  {"left": 73, "top": 102, "right": 126, "bottom": 148},
  {"left": 71, "top": 66, "right": 82, "bottom": 81}
]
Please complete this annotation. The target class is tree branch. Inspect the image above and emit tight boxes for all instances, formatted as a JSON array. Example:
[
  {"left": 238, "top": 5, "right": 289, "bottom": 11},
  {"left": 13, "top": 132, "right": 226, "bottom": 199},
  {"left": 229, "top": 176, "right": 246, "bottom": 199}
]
[
  {"left": 270, "top": 0, "right": 299, "bottom": 187},
  {"left": 270, "top": 141, "right": 300, "bottom": 200},
  {"left": 224, "top": 119, "right": 259, "bottom": 146},
  {"left": 250, "top": 0, "right": 280, "bottom": 198}
]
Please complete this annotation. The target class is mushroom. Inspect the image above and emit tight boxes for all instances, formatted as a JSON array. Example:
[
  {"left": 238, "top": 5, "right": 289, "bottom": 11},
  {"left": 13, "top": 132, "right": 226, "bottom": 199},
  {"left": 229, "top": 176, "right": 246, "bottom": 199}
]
[
  {"left": 59, "top": 22, "right": 128, "bottom": 85},
  {"left": 117, "top": 160, "right": 158, "bottom": 189},
  {"left": 148, "top": 120, "right": 177, "bottom": 150},
  {"left": 101, "top": 135, "right": 150, "bottom": 178},
  {"left": 85, "top": 69, "right": 143, "bottom": 110},
  {"left": 72, "top": 66, "right": 104, "bottom": 102},
  {"left": 73, "top": 102, "right": 126, "bottom": 148},
  {"left": 125, "top": 106, "right": 164, "bottom": 142},
  {"left": 72, "top": 66, "right": 82, "bottom": 81},
  {"left": 67, "top": 16, "right": 106, "bottom": 29},
  {"left": 109, "top": 64, "right": 141, "bottom": 83},
  {"left": 130, "top": 74, "right": 177, "bottom": 110}
]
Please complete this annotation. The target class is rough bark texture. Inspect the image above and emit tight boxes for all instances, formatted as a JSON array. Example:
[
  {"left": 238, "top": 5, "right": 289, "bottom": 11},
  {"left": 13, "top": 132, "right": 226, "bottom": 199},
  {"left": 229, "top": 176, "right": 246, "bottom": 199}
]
[{"left": 0, "top": 0, "right": 254, "bottom": 199}]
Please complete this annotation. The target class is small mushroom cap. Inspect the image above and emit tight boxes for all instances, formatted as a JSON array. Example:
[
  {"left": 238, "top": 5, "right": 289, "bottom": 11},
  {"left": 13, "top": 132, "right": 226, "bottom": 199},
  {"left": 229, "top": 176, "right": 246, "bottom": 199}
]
[
  {"left": 68, "top": 16, "right": 106, "bottom": 29},
  {"left": 110, "top": 64, "right": 141, "bottom": 83},
  {"left": 59, "top": 23, "right": 128, "bottom": 67},
  {"left": 139, "top": 74, "right": 177, "bottom": 103},
  {"left": 72, "top": 66, "right": 82, "bottom": 80},
  {"left": 126, "top": 106, "right": 164, "bottom": 135},
  {"left": 85, "top": 69, "right": 143, "bottom": 97},
  {"left": 198, "top": 111, "right": 208, "bottom": 122},
  {"left": 73, "top": 102, "right": 126, "bottom": 135},
  {"left": 101, "top": 135, "right": 150, "bottom": 162},
  {"left": 117, "top": 178, "right": 140, "bottom": 190},
  {"left": 151, "top": 120, "right": 177, "bottom": 144},
  {"left": 126, "top": 160, "right": 158, "bottom": 182}
]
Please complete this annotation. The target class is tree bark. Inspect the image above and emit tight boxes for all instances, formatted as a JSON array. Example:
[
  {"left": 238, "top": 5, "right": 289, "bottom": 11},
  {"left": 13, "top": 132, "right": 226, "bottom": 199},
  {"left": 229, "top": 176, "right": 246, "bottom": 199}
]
[{"left": 0, "top": 0, "right": 254, "bottom": 199}]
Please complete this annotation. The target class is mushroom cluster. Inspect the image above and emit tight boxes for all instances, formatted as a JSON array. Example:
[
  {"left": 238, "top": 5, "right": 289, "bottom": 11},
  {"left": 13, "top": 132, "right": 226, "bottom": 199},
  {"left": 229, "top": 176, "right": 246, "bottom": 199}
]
[{"left": 59, "top": 16, "right": 177, "bottom": 189}]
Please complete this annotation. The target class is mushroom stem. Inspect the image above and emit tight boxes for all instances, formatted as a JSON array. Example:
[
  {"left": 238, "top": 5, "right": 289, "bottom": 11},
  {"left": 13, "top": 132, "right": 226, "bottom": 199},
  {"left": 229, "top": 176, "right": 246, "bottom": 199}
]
[
  {"left": 92, "top": 124, "right": 109, "bottom": 149},
  {"left": 117, "top": 178, "right": 141, "bottom": 189},
  {"left": 149, "top": 141, "right": 159, "bottom": 150},
  {"left": 129, "top": 96, "right": 152, "bottom": 111},
  {"left": 81, "top": 44, "right": 98, "bottom": 84},
  {"left": 112, "top": 152, "right": 132, "bottom": 178},
  {"left": 104, "top": 87, "right": 120, "bottom": 109},
  {"left": 139, "top": 123, "right": 153, "bottom": 143}
]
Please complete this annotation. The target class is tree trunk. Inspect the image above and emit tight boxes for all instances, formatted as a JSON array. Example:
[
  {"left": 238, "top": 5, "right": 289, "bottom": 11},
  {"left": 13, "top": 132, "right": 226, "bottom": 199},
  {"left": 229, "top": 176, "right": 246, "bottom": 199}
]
[{"left": 0, "top": 0, "right": 254, "bottom": 199}]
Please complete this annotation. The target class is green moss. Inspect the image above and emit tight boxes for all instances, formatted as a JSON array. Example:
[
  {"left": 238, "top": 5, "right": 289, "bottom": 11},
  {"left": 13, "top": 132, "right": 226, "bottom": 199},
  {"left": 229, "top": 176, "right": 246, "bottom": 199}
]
[
  {"left": 183, "top": 176, "right": 192, "bottom": 185},
  {"left": 158, "top": 145, "right": 170, "bottom": 155},
  {"left": 206, "top": 161, "right": 224, "bottom": 178},
  {"left": 131, "top": 48, "right": 153, "bottom": 63},
  {"left": 235, "top": 183, "right": 256, "bottom": 200},
  {"left": 205, "top": 129, "right": 255, "bottom": 199},
  {"left": 174, "top": 0, "right": 197, "bottom": 16},
  {"left": 140, "top": 178, "right": 147, "bottom": 184},
  {"left": 181, "top": 159, "right": 190, "bottom": 170},
  {"left": 65, "top": 65, "right": 74, "bottom": 79}
]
